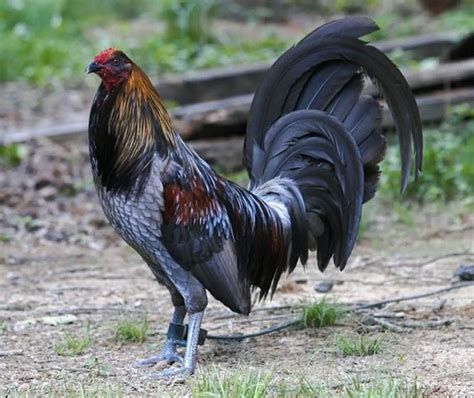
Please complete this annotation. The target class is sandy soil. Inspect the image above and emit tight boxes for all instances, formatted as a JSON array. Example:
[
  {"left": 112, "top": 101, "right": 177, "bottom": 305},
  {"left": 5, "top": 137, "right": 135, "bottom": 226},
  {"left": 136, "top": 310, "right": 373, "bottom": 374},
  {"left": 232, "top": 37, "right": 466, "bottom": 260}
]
[{"left": 0, "top": 139, "right": 473, "bottom": 396}]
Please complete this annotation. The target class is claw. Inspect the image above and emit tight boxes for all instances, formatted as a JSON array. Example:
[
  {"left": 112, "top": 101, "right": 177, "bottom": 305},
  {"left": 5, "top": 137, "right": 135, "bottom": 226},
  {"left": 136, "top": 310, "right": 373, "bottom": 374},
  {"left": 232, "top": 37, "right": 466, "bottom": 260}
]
[
  {"left": 150, "top": 366, "right": 193, "bottom": 379},
  {"left": 133, "top": 352, "right": 183, "bottom": 368}
]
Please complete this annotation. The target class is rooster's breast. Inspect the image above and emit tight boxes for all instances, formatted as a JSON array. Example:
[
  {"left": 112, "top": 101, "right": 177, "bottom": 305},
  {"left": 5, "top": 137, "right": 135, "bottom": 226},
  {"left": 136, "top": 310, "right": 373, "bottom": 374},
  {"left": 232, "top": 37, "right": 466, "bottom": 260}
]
[{"left": 95, "top": 157, "right": 165, "bottom": 262}]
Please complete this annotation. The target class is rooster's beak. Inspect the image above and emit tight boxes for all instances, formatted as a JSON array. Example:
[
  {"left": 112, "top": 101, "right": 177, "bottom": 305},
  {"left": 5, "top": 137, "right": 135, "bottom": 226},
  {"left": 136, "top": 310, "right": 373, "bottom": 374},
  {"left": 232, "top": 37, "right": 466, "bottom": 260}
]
[{"left": 86, "top": 62, "right": 101, "bottom": 74}]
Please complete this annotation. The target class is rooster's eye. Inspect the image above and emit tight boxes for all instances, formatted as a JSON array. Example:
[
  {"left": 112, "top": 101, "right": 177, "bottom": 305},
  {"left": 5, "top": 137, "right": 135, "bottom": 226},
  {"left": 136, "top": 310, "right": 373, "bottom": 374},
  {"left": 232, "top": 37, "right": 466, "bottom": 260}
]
[{"left": 112, "top": 58, "right": 119, "bottom": 65}]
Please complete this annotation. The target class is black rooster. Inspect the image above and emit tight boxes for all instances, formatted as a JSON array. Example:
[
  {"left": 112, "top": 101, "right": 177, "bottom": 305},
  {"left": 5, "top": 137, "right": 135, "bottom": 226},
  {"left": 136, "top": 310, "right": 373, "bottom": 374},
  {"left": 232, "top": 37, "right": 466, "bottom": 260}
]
[{"left": 86, "top": 17, "right": 422, "bottom": 377}]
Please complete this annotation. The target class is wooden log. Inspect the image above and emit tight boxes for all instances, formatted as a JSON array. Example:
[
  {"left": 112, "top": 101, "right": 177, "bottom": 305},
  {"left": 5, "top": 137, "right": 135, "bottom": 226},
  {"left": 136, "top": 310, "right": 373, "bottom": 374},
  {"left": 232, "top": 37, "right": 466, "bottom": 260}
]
[
  {"left": 3, "top": 88, "right": 474, "bottom": 146},
  {"left": 1, "top": 122, "right": 89, "bottom": 145},
  {"left": 157, "top": 64, "right": 269, "bottom": 105},
  {"left": 156, "top": 33, "right": 458, "bottom": 104},
  {"left": 373, "top": 33, "right": 457, "bottom": 60},
  {"left": 171, "top": 60, "right": 474, "bottom": 139},
  {"left": 382, "top": 88, "right": 474, "bottom": 127},
  {"left": 365, "top": 59, "right": 474, "bottom": 96},
  {"left": 190, "top": 137, "right": 244, "bottom": 172},
  {"left": 172, "top": 87, "right": 474, "bottom": 139},
  {"left": 174, "top": 94, "right": 253, "bottom": 140}
]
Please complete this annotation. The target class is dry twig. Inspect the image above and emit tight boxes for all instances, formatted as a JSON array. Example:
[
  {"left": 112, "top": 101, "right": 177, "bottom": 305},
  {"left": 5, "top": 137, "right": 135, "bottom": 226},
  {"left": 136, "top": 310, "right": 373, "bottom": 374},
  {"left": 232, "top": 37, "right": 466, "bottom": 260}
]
[{"left": 353, "top": 282, "right": 474, "bottom": 311}]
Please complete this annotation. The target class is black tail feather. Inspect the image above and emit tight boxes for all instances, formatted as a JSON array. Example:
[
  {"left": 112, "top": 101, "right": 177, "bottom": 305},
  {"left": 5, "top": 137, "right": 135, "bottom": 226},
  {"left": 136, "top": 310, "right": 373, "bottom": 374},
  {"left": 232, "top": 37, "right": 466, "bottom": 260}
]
[
  {"left": 326, "top": 73, "right": 364, "bottom": 121},
  {"left": 251, "top": 110, "right": 364, "bottom": 270},
  {"left": 245, "top": 16, "right": 422, "bottom": 275},
  {"left": 245, "top": 18, "right": 422, "bottom": 192}
]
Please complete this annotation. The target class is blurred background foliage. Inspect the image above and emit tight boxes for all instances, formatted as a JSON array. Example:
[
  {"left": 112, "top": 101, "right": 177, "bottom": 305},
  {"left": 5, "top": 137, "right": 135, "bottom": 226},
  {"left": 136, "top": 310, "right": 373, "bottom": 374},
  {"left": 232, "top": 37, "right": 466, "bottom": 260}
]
[
  {"left": 0, "top": 0, "right": 473, "bottom": 207},
  {"left": 0, "top": 0, "right": 287, "bottom": 86},
  {"left": 380, "top": 104, "right": 474, "bottom": 205},
  {"left": 1, "top": 0, "right": 474, "bottom": 86}
]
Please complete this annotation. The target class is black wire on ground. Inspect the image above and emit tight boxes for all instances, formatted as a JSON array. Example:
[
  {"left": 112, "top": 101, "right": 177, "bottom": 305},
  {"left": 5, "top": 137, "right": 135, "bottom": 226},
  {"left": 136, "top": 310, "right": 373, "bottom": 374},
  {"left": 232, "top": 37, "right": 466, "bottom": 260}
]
[
  {"left": 207, "top": 319, "right": 300, "bottom": 341},
  {"left": 205, "top": 282, "right": 474, "bottom": 342}
]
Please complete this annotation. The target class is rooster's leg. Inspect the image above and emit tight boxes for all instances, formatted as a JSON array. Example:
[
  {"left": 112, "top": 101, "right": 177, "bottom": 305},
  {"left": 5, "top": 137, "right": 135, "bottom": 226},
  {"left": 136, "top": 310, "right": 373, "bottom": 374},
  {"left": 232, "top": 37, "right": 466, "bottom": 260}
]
[
  {"left": 134, "top": 305, "right": 186, "bottom": 367},
  {"left": 152, "top": 311, "right": 204, "bottom": 378}
]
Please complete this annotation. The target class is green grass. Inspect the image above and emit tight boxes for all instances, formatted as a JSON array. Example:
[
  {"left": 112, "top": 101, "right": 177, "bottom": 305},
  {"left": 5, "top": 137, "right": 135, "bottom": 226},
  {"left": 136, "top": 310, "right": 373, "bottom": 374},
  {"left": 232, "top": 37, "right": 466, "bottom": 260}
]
[
  {"left": 333, "top": 334, "right": 383, "bottom": 357},
  {"left": 380, "top": 105, "right": 474, "bottom": 204},
  {"left": 6, "top": 0, "right": 473, "bottom": 87},
  {"left": 0, "top": 234, "right": 10, "bottom": 243},
  {"left": 53, "top": 331, "right": 91, "bottom": 356},
  {"left": 190, "top": 367, "right": 425, "bottom": 398},
  {"left": 83, "top": 357, "right": 114, "bottom": 378},
  {"left": 0, "top": 0, "right": 291, "bottom": 86},
  {"left": 300, "top": 298, "right": 347, "bottom": 328},
  {"left": 344, "top": 376, "right": 424, "bottom": 398},
  {"left": 368, "top": 3, "right": 474, "bottom": 41},
  {"left": 160, "top": 0, "right": 218, "bottom": 43},
  {"left": 114, "top": 315, "right": 148, "bottom": 343},
  {"left": 191, "top": 366, "right": 275, "bottom": 398},
  {"left": 0, "top": 144, "right": 28, "bottom": 168},
  {"left": 134, "top": 32, "right": 289, "bottom": 79}
]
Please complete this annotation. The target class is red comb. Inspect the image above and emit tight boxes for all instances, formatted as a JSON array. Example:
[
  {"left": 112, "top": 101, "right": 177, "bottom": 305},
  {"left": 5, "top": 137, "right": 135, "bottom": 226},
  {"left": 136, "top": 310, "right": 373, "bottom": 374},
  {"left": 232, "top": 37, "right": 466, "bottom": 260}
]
[{"left": 94, "top": 48, "right": 117, "bottom": 64}]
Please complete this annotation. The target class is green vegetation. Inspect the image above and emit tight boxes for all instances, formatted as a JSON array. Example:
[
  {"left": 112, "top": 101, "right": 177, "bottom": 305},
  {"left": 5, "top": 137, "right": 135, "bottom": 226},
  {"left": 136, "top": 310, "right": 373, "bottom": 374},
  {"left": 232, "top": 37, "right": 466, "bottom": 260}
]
[
  {"left": 435, "top": 4, "right": 474, "bottom": 36},
  {"left": 333, "top": 334, "right": 383, "bottom": 357},
  {"left": 191, "top": 366, "right": 276, "bottom": 398},
  {"left": 83, "top": 357, "right": 114, "bottom": 378},
  {"left": 3, "top": 0, "right": 474, "bottom": 86},
  {"left": 0, "top": 234, "right": 10, "bottom": 243},
  {"left": 190, "top": 367, "right": 424, "bottom": 398},
  {"left": 161, "top": 0, "right": 218, "bottom": 43},
  {"left": 0, "top": 321, "right": 7, "bottom": 335},
  {"left": 380, "top": 105, "right": 474, "bottom": 204},
  {"left": 221, "top": 168, "right": 249, "bottom": 186},
  {"left": 0, "top": 144, "right": 27, "bottom": 168},
  {"left": 0, "top": 0, "right": 290, "bottom": 86},
  {"left": 114, "top": 315, "right": 148, "bottom": 343},
  {"left": 344, "top": 376, "right": 424, "bottom": 398},
  {"left": 53, "top": 331, "right": 91, "bottom": 356},
  {"left": 369, "top": 3, "right": 474, "bottom": 41},
  {"left": 300, "top": 298, "right": 347, "bottom": 328}
]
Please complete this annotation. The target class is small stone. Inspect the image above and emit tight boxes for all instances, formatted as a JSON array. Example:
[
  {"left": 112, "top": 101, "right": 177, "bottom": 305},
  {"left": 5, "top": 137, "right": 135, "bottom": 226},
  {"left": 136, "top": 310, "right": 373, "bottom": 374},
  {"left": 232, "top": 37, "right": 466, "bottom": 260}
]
[
  {"left": 38, "top": 186, "right": 57, "bottom": 200},
  {"left": 6, "top": 272, "right": 19, "bottom": 282},
  {"left": 455, "top": 264, "right": 474, "bottom": 281},
  {"left": 314, "top": 280, "right": 335, "bottom": 293},
  {"left": 44, "top": 230, "right": 65, "bottom": 242}
]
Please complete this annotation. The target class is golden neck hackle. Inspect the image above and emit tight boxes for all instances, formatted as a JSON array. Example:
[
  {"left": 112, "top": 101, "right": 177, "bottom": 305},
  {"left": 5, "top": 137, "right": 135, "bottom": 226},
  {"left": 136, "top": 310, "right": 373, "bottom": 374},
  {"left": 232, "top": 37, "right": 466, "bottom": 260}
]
[{"left": 107, "top": 66, "right": 175, "bottom": 174}]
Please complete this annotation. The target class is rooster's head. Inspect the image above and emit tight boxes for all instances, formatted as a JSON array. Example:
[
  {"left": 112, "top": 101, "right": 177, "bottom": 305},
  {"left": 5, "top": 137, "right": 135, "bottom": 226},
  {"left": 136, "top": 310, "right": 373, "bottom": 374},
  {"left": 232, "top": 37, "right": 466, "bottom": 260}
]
[{"left": 86, "top": 48, "right": 132, "bottom": 91}]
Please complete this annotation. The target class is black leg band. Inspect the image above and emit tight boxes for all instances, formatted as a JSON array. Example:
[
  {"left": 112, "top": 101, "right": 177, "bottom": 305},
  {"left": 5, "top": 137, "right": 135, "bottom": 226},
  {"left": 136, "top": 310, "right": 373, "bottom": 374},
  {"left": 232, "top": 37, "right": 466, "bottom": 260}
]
[{"left": 167, "top": 322, "right": 207, "bottom": 346}]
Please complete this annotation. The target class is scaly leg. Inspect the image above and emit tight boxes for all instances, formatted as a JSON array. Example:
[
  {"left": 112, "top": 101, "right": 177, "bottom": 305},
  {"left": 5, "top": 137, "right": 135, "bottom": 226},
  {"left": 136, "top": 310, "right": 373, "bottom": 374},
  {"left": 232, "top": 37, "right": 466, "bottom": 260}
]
[
  {"left": 134, "top": 305, "right": 186, "bottom": 367},
  {"left": 152, "top": 311, "right": 204, "bottom": 378}
]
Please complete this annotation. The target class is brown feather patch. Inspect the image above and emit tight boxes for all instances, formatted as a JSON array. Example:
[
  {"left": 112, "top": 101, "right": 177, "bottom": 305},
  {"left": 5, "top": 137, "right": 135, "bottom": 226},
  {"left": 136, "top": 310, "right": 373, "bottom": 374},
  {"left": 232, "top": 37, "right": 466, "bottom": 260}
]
[{"left": 163, "top": 179, "right": 220, "bottom": 226}]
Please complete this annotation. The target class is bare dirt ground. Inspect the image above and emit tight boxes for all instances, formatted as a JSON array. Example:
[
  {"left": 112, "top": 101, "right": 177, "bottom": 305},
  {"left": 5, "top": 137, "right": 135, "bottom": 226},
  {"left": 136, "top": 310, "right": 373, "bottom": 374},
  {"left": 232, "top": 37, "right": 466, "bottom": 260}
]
[{"left": 0, "top": 139, "right": 473, "bottom": 397}]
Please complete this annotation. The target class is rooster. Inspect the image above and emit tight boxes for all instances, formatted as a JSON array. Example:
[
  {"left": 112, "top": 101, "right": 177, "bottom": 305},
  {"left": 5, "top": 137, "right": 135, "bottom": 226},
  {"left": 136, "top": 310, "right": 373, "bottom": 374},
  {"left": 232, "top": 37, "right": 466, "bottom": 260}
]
[{"left": 86, "top": 17, "right": 422, "bottom": 377}]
